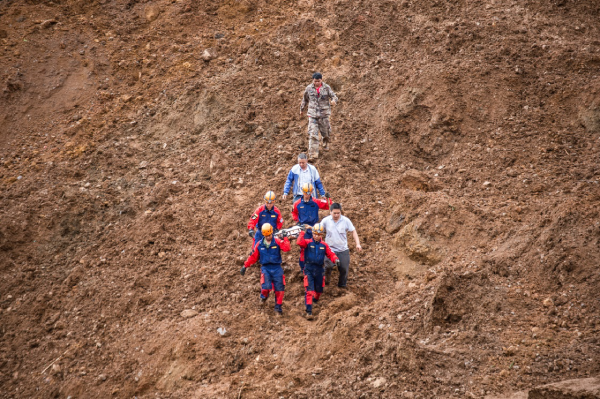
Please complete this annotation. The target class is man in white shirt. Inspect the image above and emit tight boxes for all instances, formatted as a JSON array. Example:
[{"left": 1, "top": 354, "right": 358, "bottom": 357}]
[
  {"left": 282, "top": 153, "right": 327, "bottom": 203},
  {"left": 321, "top": 203, "right": 362, "bottom": 288}
]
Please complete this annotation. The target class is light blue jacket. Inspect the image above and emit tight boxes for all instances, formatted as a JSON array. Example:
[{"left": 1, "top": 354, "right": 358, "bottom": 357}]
[{"left": 283, "top": 164, "right": 325, "bottom": 198}]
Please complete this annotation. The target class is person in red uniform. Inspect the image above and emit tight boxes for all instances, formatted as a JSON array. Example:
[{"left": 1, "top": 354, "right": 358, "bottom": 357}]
[
  {"left": 241, "top": 224, "right": 291, "bottom": 315},
  {"left": 296, "top": 223, "right": 339, "bottom": 319},
  {"left": 292, "top": 182, "right": 331, "bottom": 226},
  {"left": 293, "top": 183, "right": 331, "bottom": 271},
  {"left": 247, "top": 191, "right": 284, "bottom": 246}
]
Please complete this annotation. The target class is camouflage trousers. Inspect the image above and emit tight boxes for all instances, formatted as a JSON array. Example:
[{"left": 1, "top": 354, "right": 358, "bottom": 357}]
[{"left": 307, "top": 116, "right": 331, "bottom": 158}]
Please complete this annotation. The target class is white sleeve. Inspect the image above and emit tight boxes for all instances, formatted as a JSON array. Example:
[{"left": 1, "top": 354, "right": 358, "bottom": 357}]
[
  {"left": 346, "top": 217, "right": 355, "bottom": 232},
  {"left": 312, "top": 165, "right": 320, "bottom": 180}
]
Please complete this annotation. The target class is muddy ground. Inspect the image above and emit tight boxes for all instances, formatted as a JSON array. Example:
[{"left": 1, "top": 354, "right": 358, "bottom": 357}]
[{"left": 1, "top": 0, "right": 599, "bottom": 398}]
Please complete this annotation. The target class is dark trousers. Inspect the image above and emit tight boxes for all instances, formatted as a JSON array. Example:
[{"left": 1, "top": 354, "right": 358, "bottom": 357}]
[
  {"left": 324, "top": 249, "right": 350, "bottom": 287},
  {"left": 303, "top": 264, "right": 325, "bottom": 312}
]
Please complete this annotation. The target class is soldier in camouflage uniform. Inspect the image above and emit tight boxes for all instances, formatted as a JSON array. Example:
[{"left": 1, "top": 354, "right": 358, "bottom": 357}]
[{"left": 300, "top": 72, "right": 338, "bottom": 159}]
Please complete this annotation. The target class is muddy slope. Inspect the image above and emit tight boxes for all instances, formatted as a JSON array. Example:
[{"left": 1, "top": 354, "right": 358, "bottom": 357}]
[{"left": 1, "top": 0, "right": 599, "bottom": 398}]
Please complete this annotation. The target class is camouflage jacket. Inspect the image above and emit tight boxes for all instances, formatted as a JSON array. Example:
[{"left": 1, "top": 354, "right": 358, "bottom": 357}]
[{"left": 300, "top": 82, "right": 338, "bottom": 118}]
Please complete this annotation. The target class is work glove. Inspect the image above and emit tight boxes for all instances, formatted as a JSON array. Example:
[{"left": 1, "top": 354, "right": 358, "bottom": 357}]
[
  {"left": 324, "top": 192, "right": 331, "bottom": 199},
  {"left": 335, "top": 259, "right": 341, "bottom": 269},
  {"left": 248, "top": 229, "right": 255, "bottom": 238},
  {"left": 280, "top": 230, "right": 288, "bottom": 238},
  {"left": 240, "top": 266, "right": 246, "bottom": 276}
]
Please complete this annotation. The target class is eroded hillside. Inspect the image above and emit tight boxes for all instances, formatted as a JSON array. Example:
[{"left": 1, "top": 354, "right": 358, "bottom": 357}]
[{"left": 1, "top": 0, "right": 599, "bottom": 398}]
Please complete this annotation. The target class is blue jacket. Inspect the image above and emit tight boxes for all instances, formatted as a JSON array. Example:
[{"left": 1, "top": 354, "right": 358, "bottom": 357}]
[
  {"left": 304, "top": 241, "right": 328, "bottom": 266},
  {"left": 245, "top": 237, "right": 291, "bottom": 268},
  {"left": 257, "top": 239, "right": 283, "bottom": 268},
  {"left": 283, "top": 164, "right": 325, "bottom": 198},
  {"left": 293, "top": 197, "right": 331, "bottom": 226}
]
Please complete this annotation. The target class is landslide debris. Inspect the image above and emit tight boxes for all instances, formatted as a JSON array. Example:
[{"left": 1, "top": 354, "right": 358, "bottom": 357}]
[{"left": 1, "top": 0, "right": 599, "bottom": 398}]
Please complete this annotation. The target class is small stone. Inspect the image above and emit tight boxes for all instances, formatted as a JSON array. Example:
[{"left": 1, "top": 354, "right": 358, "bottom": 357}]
[
  {"left": 98, "top": 374, "right": 107, "bottom": 382},
  {"left": 483, "top": 181, "right": 491, "bottom": 187},
  {"left": 201, "top": 48, "right": 217, "bottom": 61},
  {"left": 371, "top": 377, "right": 387, "bottom": 388},
  {"left": 543, "top": 297, "right": 554, "bottom": 307},
  {"left": 144, "top": 5, "right": 161, "bottom": 22},
  {"left": 138, "top": 161, "right": 148, "bottom": 169},
  {"left": 180, "top": 309, "right": 198, "bottom": 318},
  {"left": 50, "top": 364, "right": 61, "bottom": 375},
  {"left": 217, "top": 327, "right": 228, "bottom": 336},
  {"left": 41, "top": 19, "right": 58, "bottom": 29},
  {"left": 503, "top": 346, "right": 516, "bottom": 356}
]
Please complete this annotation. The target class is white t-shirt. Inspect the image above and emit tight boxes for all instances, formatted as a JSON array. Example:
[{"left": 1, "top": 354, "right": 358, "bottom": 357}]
[{"left": 321, "top": 215, "right": 355, "bottom": 252}]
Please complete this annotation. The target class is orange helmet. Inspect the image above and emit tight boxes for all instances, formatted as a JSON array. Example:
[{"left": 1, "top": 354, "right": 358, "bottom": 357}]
[
  {"left": 261, "top": 224, "right": 273, "bottom": 237},
  {"left": 264, "top": 191, "right": 276, "bottom": 203},
  {"left": 312, "top": 223, "right": 325, "bottom": 235},
  {"left": 301, "top": 183, "right": 314, "bottom": 194}
]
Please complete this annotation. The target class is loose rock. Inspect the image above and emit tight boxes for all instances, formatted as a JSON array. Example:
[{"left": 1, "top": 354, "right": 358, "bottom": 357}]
[{"left": 180, "top": 309, "right": 198, "bottom": 318}]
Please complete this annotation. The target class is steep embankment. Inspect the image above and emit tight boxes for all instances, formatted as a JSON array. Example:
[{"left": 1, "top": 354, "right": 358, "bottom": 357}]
[{"left": 1, "top": 0, "right": 599, "bottom": 398}]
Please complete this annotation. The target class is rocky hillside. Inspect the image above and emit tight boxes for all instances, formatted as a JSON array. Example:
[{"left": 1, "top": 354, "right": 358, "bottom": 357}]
[{"left": 1, "top": 0, "right": 599, "bottom": 398}]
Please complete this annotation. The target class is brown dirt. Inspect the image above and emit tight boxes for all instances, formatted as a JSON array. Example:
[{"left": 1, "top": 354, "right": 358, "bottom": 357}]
[{"left": 1, "top": 0, "right": 599, "bottom": 398}]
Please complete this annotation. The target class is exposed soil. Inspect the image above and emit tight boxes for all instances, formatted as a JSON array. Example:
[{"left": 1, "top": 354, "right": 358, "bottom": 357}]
[{"left": 1, "top": 0, "right": 599, "bottom": 398}]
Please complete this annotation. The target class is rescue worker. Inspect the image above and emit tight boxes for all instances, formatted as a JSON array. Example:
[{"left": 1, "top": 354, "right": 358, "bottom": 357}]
[
  {"left": 282, "top": 153, "right": 327, "bottom": 203},
  {"left": 297, "top": 223, "right": 339, "bottom": 319},
  {"left": 292, "top": 182, "right": 332, "bottom": 228},
  {"left": 293, "top": 182, "right": 332, "bottom": 271},
  {"left": 322, "top": 203, "right": 362, "bottom": 289},
  {"left": 300, "top": 72, "right": 338, "bottom": 159},
  {"left": 247, "top": 191, "right": 284, "bottom": 246},
  {"left": 241, "top": 224, "right": 291, "bottom": 315}
]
